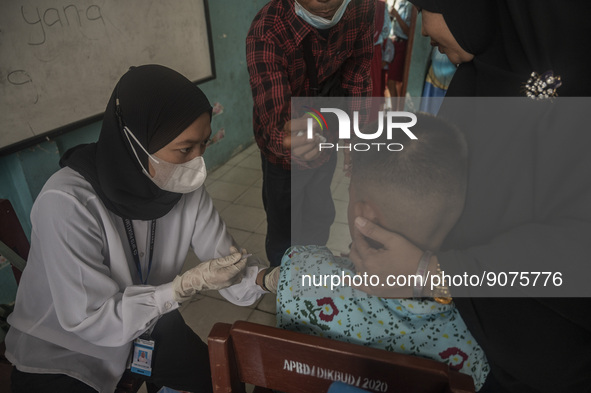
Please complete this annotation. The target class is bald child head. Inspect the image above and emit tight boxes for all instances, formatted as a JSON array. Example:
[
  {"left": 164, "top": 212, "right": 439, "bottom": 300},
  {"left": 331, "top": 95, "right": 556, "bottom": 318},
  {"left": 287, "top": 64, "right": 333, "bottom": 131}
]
[{"left": 349, "top": 113, "right": 468, "bottom": 251}]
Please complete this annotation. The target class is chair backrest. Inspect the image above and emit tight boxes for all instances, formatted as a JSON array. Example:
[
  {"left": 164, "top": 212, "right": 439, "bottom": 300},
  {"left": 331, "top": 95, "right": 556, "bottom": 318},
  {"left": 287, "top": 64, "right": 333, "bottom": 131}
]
[{"left": 208, "top": 321, "right": 475, "bottom": 393}]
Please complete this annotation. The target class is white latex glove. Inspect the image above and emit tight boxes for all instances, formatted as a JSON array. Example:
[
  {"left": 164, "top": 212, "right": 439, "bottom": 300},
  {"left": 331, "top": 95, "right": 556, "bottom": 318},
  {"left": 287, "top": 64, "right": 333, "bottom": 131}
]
[
  {"left": 172, "top": 247, "right": 247, "bottom": 303},
  {"left": 263, "top": 266, "right": 281, "bottom": 294}
]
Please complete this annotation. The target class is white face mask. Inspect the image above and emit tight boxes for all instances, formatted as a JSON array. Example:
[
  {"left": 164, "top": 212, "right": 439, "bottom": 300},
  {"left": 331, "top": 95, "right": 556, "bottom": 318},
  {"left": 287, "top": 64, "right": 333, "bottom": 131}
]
[
  {"left": 295, "top": 0, "right": 351, "bottom": 29},
  {"left": 123, "top": 126, "right": 207, "bottom": 194}
]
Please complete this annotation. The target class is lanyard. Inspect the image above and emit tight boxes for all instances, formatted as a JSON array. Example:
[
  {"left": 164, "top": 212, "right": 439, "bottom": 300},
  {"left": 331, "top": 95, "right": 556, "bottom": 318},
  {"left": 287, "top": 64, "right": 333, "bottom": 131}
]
[{"left": 123, "top": 218, "right": 156, "bottom": 285}]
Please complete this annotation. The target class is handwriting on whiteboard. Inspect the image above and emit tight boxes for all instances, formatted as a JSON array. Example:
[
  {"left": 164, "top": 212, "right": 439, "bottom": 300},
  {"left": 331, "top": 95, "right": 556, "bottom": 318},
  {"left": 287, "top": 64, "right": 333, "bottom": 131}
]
[{"left": 20, "top": 4, "right": 105, "bottom": 46}]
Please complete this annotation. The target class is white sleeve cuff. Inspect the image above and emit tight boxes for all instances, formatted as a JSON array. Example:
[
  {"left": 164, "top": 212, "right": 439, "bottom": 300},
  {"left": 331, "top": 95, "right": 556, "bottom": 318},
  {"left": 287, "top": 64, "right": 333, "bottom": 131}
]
[{"left": 155, "top": 282, "right": 180, "bottom": 314}]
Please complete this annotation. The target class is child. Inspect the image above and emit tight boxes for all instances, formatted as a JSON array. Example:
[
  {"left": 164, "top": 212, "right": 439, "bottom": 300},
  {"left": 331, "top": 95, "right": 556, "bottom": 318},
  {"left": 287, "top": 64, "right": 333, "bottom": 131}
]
[{"left": 274, "top": 113, "right": 490, "bottom": 390}]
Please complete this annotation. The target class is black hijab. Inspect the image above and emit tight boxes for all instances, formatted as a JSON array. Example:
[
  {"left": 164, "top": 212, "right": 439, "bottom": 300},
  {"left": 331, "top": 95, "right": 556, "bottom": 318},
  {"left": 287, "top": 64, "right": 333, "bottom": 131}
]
[
  {"left": 410, "top": 0, "right": 591, "bottom": 97},
  {"left": 484, "top": 0, "right": 591, "bottom": 96},
  {"left": 408, "top": 0, "right": 495, "bottom": 57},
  {"left": 60, "top": 65, "right": 212, "bottom": 220}
]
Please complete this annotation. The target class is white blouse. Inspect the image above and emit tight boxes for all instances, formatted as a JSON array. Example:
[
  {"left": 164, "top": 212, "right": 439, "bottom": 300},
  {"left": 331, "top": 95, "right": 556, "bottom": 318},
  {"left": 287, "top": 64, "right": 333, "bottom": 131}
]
[{"left": 5, "top": 167, "right": 266, "bottom": 393}]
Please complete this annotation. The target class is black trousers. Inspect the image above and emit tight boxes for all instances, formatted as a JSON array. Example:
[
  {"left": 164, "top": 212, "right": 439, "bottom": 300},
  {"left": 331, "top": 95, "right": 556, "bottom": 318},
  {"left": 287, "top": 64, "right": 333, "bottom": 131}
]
[
  {"left": 11, "top": 310, "right": 212, "bottom": 393},
  {"left": 261, "top": 152, "right": 337, "bottom": 266}
]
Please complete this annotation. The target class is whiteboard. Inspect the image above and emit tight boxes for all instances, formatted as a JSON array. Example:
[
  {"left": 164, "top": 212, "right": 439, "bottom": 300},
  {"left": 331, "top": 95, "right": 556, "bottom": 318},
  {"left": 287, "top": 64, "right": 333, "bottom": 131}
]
[{"left": 0, "top": 0, "right": 215, "bottom": 155}]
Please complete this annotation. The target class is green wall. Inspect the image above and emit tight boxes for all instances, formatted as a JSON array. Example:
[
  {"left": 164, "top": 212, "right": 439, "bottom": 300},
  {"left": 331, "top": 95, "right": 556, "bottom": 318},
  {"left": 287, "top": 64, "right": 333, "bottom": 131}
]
[{"left": 0, "top": 0, "right": 269, "bottom": 237}]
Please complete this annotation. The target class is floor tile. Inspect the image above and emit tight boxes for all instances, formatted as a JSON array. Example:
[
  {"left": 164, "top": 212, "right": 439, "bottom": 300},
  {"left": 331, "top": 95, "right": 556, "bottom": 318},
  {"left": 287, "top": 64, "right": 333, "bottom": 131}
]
[
  {"left": 221, "top": 204, "right": 266, "bottom": 232},
  {"left": 227, "top": 227, "right": 253, "bottom": 246},
  {"left": 205, "top": 176, "right": 217, "bottom": 188},
  {"left": 336, "top": 149, "right": 345, "bottom": 165},
  {"left": 180, "top": 296, "right": 254, "bottom": 340},
  {"left": 330, "top": 179, "right": 339, "bottom": 193},
  {"left": 333, "top": 199, "right": 349, "bottom": 225},
  {"left": 241, "top": 233, "right": 267, "bottom": 258},
  {"left": 211, "top": 199, "right": 231, "bottom": 215},
  {"left": 178, "top": 294, "right": 207, "bottom": 312},
  {"left": 245, "top": 143, "right": 260, "bottom": 156},
  {"left": 254, "top": 220, "right": 267, "bottom": 235},
  {"left": 208, "top": 163, "right": 232, "bottom": 180},
  {"left": 247, "top": 310, "right": 277, "bottom": 327},
  {"left": 240, "top": 153, "right": 262, "bottom": 170},
  {"left": 218, "top": 167, "right": 262, "bottom": 187},
  {"left": 332, "top": 181, "right": 350, "bottom": 202},
  {"left": 326, "top": 222, "right": 352, "bottom": 256},
  {"left": 256, "top": 292, "right": 277, "bottom": 314},
  {"left": 340, "top": 174, "right": 350, "bottom": 185},
  {"left": 198, "top": 290, "right": 226, "bottom": 301},
  {"left": 234, "top": 187, "right": 264, "bottom": 209},
  {"left": 332, "top": 166, "right": 346, "bottom": 183},
  {"left": 225, "top": 150, "right": 249, "bottom": 167},
  {"left": 206, "top": 181, "right": 248, "bottom": 202},
  {"left": 200, "top": 289, "right": 262, "bottom": 309}
]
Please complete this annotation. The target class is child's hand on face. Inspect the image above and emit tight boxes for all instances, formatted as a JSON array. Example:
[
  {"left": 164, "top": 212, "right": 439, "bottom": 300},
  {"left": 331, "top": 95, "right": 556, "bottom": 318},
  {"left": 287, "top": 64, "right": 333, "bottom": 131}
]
[{"left": 349, "top": 217, "right": 424, "bottom": 298}]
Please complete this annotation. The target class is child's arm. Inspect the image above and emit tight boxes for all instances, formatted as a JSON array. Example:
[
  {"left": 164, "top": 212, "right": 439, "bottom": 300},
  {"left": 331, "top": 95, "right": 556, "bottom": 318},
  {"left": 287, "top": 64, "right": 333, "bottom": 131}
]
[{"left": 256, "top": 267, "right": 281, "bottom": 293}]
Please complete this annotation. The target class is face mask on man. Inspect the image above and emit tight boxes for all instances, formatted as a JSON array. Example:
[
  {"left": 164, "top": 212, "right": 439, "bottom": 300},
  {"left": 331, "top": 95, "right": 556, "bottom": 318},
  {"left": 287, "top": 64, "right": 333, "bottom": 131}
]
[
  {"left": 123, "top": 126, "right": 207, "bottom": 194},
  {"left": 295, "top": 0, "right": 351, "bottom": 30}
]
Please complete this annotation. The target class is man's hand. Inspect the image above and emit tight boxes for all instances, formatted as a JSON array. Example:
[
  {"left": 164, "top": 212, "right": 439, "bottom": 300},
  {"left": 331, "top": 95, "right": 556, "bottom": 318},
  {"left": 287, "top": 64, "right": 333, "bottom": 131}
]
[{"left": 283, "top": 116, "right": 324, "bottom": 162}]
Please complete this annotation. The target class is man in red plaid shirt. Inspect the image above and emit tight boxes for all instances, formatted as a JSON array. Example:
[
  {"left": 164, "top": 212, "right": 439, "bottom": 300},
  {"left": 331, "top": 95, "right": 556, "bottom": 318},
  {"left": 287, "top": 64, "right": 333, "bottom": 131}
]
[{"left": 247, "top": 0, "right": 374, "bottom": 266}]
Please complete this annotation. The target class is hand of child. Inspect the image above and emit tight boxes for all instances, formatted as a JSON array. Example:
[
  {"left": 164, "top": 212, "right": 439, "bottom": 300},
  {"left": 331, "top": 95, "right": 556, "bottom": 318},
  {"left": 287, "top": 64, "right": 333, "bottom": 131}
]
[
  {"left": 263, "top": 266, "right": 280, "bottom": 293},
  {"left": 349, "top": 217, "right": 424, "bottom": 298}
]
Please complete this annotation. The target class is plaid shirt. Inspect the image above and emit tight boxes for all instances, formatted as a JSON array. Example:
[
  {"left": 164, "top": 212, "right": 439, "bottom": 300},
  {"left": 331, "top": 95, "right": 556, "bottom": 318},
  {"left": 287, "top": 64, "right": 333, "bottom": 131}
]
[{"left": 247, "top": 0, "right": 374, "bottom": 169}]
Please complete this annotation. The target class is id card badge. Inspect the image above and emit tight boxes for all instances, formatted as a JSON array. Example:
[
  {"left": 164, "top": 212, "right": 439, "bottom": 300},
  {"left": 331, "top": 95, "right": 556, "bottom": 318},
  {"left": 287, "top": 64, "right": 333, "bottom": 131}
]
[{"left": 131, "top": 334, "right": 155, "bottom": 376}]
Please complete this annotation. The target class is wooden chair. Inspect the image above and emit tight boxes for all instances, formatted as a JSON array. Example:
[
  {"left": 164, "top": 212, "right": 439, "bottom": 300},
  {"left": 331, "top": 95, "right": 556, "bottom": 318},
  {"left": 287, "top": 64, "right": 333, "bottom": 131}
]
[
  {"left": 0, "top": 199, "right": 146, "bottom": 393},
  {"left": 208, "top": 320, "right": 475, "bottom": 393}
]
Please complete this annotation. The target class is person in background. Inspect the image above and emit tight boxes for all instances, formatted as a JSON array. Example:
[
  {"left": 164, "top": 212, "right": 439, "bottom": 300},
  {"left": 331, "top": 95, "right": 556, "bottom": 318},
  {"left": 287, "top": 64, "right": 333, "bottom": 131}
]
[
  {"left": 386, "top": 0, "right": 412, "bottom": 98},
  {"left": 246, "top": 0, "right": 374, "bottom": 267},
  {"left": 6, "top": 65, "right": 268, "bottom": 393},
  {"left": 370, "top": 0, "right": 392, "bottom": 98}
]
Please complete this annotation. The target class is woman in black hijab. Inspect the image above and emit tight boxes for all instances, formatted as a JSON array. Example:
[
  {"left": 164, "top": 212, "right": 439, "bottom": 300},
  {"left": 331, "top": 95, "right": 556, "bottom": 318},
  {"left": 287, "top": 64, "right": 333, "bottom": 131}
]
[
  {"left": 6, "top": 65, "right": 268, "bottom": 393},
  {"left": 413, "top": 0, "right": 591, "bottom": 97},
  {"left": 346, "top": 2, "right": 591, "bottom": 392},
  {"left": 63, "top": 63, "right": 212, "bottom": 219}
]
